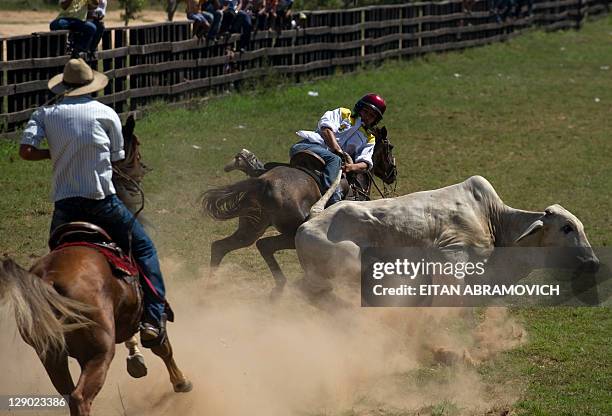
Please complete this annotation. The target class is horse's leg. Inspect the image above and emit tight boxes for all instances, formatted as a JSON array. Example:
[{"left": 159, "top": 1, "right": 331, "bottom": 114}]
[
  {"left": 125, "top": 335, "right": 147, "bottom": 378},
  {"left": 255, "top": 233, "right": 295, "bottom": 300},
  {"left": 210, "top": 217, "right": 268, "bottom": 276},
  {"left": 150, "top": 335, "right": 193, "bottom": 393},
  {"left": 69, "top": 311, "right": 116, "bottom": 416},
  {"left": 39, "top": 352, "right": 78, "bottom": 415},
  {"left": 71, "top": 340, "right": 115, "bottom": 416}
]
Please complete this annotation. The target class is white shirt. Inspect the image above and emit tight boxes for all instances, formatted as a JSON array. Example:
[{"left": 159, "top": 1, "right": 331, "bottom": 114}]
[
  {"left": 295, "top": 107, "right": 375, "bottom": 169},
  {"left": 21, "top": 95, "right": 125, "bottom": 202}
]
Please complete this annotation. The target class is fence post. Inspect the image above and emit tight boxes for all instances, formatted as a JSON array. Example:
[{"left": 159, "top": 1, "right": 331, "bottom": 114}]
[
  {"left": 361, "top": 8, "right": 366, "bottom": 66},
  {"left": 418, "top": 5, "right": 423, "bottom": 49}
]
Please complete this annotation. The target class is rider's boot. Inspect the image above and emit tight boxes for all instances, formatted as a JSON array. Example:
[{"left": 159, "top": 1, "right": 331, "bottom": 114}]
[
  {"left": 140, "top": 313, "right": 167, "bottom": 348},
  {"left": 225, "top": 149, "right": 267, "bottom": 177}
]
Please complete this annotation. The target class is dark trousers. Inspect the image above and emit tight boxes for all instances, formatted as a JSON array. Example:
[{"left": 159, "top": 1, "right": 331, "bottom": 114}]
[{"left": 50, "top": 18, "right": 97, "bottom": 53}]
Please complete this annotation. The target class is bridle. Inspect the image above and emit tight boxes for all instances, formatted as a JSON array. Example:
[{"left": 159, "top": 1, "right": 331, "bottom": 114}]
[{"left": 347, "top": 129, "right": 398, "bottom": 200}]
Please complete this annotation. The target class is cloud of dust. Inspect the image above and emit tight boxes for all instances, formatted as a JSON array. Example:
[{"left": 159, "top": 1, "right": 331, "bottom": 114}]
[{"left": 0, "top": 257, "right": 525, "bottom": 416}]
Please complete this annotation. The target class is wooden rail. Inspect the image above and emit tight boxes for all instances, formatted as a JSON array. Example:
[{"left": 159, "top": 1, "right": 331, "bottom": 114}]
[{"left": 0, "top": 0, "right": 609, "bottom": 133}]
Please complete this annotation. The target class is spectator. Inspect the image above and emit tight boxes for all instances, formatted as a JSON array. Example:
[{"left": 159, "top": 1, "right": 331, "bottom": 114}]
[
  {"left": 186, "top": 0, "right": 212, "bottom": 38},
  {"left": 252, "top": 0, "right": 269, "bottom": 32},
  {"left": 219, "top": 0, "right": 252, "bottom": 51},
  {"left": 201, "top": 0, "right": 223, "bottom": 40},
  {"left": 87, "top": 0, "right": 106, "bottom": 58},
  {"left": 512, "top": 0, "right": 533, "bottom": 18},
  {"left": 491, "top": 0, "right": 532, "bottom": 23},
  {"left": 274, "top": 0, "right": 293, "bottom": 32},
  {"left": 50, "top": 0, "right": 98, "bottom": 58},
  {"left": 259, "top": 0, "right": 279, "bottom": 32}
]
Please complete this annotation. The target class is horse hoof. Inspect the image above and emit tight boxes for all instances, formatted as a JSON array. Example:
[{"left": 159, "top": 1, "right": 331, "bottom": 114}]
[
  {"left": 126, "top": 354, "right": 148, "bottom": 378},
  {"left": 174, "top": 380, "right": 193, "bottom": 393}
]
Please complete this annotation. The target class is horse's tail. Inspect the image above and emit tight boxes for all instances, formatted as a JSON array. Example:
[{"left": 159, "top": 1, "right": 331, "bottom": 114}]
[
  {"left": 202, "top": 178, "right": 264, "bottom": 221},
  {"left": 0, "top": 258, "right": 94, "bottom": 358}
]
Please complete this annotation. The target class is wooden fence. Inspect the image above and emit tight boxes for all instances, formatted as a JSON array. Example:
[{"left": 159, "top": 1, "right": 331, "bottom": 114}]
[{"left": 0, "top": 0, "right": 609, "bottom": 133}]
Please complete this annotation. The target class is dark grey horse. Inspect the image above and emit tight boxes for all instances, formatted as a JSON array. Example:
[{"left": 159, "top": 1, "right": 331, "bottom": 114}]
[{"left": 202, "top": 127, "right": 397, "bottom": 298}]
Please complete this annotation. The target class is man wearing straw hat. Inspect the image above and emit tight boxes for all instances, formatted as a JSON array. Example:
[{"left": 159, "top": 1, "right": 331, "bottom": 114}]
[{"left": 19, "top": 58, "right": 169, "bottom": 348}]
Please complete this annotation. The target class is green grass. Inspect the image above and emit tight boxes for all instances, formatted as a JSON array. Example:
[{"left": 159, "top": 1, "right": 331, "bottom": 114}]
[{"left": 1, "top": 15, "right": 611, "bottom": 415}]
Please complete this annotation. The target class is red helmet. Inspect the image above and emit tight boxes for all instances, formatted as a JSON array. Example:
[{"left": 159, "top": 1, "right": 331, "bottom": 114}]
[{"left": 354, "top": 93, "right": 386, "bottom": 126}]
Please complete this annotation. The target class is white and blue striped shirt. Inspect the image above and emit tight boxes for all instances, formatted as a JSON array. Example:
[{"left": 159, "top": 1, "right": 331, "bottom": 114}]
[{"left": 21, "top": 96, "right": 125, "bottom": 202}]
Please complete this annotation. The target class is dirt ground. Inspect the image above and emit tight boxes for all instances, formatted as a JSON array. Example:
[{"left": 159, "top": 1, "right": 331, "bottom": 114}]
[{"left": 0, "top": 10, "right": 177, "bottom": 38}]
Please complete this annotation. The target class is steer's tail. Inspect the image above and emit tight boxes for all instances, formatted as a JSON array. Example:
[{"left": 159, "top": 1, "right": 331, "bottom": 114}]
[
  {"left": 0, "top": 258, "right": 94, "bottom": 358},
  {"left": 202, "top": 178, "right": 265, "bottom": 221}
]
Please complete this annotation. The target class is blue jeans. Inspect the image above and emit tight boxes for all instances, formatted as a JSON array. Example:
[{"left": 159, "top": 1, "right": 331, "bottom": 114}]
[
  {"left": 290, "top": 140, "right": 343, "bottom": 205},
  {"left": 50, "top": 18, "right": 97, "bottom": 53},
  {"left": 88, "top": 19, "right": 105, "bottom": 53},
  {"left": 202, "top": 8, "right": 223, "bottom": 39},
  {"left": 51, "top": 195, "right": 167, "bottom": 325},
  {"left": 221, "top": 10, "right": 252, "bottom": 50},
  {"left": 187, "top": 11, "right": 208, "bottom": 23}
]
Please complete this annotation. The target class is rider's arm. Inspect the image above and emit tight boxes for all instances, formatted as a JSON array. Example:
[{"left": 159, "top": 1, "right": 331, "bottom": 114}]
[
  {"left": 20, "top": 109, "right": 50, "bottom": 161},
  {"left": 318, "top": 108, "right": 345, "bottom": 156},
  {"left": 105, "top": 111, "right": 125, "bottom": 162},
  {"left": 353, "top": 138, "right": 374, "bottom": 171},
  {"left": 320, "top": 127, "right": 343, "bottom": 156},
  {"left": 343, "top": 161, "right": 368, "bottom": 173}
]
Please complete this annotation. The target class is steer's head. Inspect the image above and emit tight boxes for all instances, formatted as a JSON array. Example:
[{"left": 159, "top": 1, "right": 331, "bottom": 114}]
[{"left": 515, "top": 204, "right": 600, "bottom": 273}]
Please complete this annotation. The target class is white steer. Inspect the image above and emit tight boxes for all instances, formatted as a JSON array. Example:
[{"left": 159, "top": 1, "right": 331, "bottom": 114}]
[{"left": 295, "top": 176, "right": 599, "bottom": 295}]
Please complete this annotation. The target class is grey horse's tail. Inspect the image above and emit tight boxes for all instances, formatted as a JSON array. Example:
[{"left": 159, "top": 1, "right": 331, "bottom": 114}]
[
  {"left": 202, "top": 178, "right": 265, "bottom": 221},
  {"left": 0, "top": 258, "right": 94, "bottom": 359}
]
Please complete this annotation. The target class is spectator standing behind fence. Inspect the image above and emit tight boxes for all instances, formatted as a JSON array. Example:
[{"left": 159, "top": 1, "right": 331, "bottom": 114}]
[
  {"left": 50, "top": 0, "right": 98, "bottom": 58},
  {"left": 87, "top": 0, "right": 106, "bottom": 59},
  {"left": 219, "top": 0, "right": 252, "bottom": 51}
]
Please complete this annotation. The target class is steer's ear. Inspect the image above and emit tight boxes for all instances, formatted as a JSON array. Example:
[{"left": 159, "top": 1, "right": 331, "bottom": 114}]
[{"left": 515, "top": 220, "right": 544, "bottom": 243}]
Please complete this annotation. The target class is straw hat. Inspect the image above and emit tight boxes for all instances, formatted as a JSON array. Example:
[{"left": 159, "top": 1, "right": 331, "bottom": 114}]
[{"left": 48, "top": 58, "right": 108, "bottom": 96}]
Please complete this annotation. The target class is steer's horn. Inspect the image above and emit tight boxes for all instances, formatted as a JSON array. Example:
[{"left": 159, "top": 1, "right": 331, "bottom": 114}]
[
  {"left": 310, "top": 170, "right": 343, "bottom": 218},
  {"left": 515, "top": 219, "right": 544, "bottom": 243}
]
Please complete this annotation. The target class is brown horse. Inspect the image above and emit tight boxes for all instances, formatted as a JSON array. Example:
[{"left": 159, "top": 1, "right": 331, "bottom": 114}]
[
  {"left": 0, "top": 116, "right": 192, "bottom": 416},
  {"left": 202, "top": 127, "right": 397, "bottom": 297}
]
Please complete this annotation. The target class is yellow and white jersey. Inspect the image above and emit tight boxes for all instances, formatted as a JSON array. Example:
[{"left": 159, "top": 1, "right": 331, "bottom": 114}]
[{"left": 295, "top": 107, "right": 375, "bottom": 169}]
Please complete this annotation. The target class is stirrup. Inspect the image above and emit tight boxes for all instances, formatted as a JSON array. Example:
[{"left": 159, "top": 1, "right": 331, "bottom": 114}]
[{"left": 139, "top": 315, "right": 167, "bottom": 348}]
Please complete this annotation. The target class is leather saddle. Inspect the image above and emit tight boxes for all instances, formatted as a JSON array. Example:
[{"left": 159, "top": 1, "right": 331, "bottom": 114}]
[
  {"left": 245, "top": 149, "right": 351, "bottom": 197},
  {"left": 48, "top": 221, "right": 175, "bottom": 323},
  {"left": 49, "top": 221, "right": 125, "bottom": 257},
  {"left": 261, "top": 150, "right": 326, "bottom": 192}
]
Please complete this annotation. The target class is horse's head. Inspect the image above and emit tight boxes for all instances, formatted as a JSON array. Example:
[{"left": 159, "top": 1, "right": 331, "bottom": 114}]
[
  {"left": 115, "top": 114, "right": 147, "bottom": 184},
  {"left": 122, "top": 114, "right": 140, "bottom": 152},
  {"left": 371, "top": 126, "right": 397, "bottom": 185}
]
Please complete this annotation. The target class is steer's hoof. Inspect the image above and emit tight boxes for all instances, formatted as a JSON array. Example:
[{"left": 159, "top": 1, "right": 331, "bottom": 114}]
[
  {"left": 174, "top": 380, "right": 193, "bottom": 393},
  {"left": 127, "top": 353, "right": 148, "bottom": 378}
]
